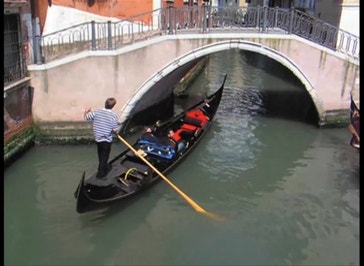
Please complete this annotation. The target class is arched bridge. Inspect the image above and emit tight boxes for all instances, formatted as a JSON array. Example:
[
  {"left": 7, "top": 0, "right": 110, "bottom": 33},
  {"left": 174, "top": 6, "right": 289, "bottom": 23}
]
[{"left": 27, "top": 6, "right": 359, "bottom": 129}]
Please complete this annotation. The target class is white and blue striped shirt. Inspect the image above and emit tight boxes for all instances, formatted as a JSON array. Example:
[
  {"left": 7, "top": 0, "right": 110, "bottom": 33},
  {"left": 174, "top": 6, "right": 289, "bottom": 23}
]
[{"left": 85, "top": 108, "right": 119, "bottom": 143}]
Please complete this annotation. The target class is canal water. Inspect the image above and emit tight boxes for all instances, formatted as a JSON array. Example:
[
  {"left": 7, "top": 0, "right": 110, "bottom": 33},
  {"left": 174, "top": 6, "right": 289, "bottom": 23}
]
[{"left": 4, "top": 50, "right": 359, "bottom": 266}]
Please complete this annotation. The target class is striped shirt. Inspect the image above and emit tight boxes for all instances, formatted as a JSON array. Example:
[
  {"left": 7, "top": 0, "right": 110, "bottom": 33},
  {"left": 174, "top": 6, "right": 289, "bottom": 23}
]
[{"left": 85, "top": 108, "right": 119, "bottom": 143}]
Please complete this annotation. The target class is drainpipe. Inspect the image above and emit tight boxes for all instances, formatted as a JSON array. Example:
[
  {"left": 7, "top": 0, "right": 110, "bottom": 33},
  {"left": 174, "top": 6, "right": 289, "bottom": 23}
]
[
  {"left": 91, "top": 21, "right": 96, "bottom": 50},
  {"left": 32, "top": 17, "right": 43, "bottom": 65},
  {"left": 107, "top": 21, "right": 112, "bottom": 50}
]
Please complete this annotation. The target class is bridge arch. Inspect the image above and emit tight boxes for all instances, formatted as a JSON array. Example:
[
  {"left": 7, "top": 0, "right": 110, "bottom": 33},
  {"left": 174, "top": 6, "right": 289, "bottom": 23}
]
[{"left": 119, "top": 40, "right": 323, "bottom": 126}]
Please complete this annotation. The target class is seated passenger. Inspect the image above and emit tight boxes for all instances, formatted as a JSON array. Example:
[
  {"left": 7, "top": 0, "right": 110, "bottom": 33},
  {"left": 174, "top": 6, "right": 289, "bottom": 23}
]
[
  {"left": 144, "top": 127, "right": 152, "bottom": 134},
  {"left": 141, "top": 120, "right": 163, "bottom": 141},
  {"left": 144, "top": 120, "right": 161, "bottom": 134},
  {"left": 168, "top": 129, "right": 187, "bottom": 154},
  {"left": 153, "top": 120, "right": 162, "bottom": 132}
]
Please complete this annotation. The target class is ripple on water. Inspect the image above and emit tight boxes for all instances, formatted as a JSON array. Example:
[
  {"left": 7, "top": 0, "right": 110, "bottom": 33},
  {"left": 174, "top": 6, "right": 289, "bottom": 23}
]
[{"left": 4, "top": 50, "right": 359, "bottom": 266}]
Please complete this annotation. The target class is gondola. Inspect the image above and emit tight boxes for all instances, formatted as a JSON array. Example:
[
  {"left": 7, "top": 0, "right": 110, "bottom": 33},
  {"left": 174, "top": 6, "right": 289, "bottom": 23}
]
[{"left": 74, "top": 74, "right": 227, "bottom": 213}]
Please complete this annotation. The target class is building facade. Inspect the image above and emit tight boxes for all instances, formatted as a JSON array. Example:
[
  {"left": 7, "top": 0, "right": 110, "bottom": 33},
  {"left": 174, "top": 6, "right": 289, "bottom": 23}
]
[{"left": 4, "top": 0, "right": 34, "bottom": 147}]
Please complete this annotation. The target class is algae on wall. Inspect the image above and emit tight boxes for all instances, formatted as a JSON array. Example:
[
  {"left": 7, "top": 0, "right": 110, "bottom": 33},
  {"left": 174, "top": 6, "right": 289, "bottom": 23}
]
[{"left": 4, "top": 127, "right": 35, "bottom": 167}]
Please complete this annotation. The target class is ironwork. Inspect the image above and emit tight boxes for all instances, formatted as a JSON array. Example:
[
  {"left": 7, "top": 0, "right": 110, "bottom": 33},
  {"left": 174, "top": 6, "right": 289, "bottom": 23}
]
[
  {"left": 33, "top": 6, "right": 359, "bottom": 64},
  {"left": 4, "top": 13, "right": 27, "bottom": 86}
]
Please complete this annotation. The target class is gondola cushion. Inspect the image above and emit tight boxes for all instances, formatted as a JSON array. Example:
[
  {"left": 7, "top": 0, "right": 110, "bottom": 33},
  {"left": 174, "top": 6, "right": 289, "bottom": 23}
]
[
  {"left": 138, "top": 139, "right": 176, "bottom": 160},
  {"left": 185, "top": 109, "right": 209, "bottom": 127}
]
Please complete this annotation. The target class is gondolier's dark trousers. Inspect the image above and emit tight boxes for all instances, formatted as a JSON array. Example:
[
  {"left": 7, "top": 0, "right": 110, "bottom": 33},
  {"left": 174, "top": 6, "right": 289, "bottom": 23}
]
[{"left": 96, "top": 141, "right": 112, "bottom": 178}]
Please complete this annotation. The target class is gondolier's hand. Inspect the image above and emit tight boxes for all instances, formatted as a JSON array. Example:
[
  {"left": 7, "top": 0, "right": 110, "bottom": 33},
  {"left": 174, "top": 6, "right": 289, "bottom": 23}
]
[
  {"left": 84, "top": 107, "right": 91, "bottom": 116},
  {"left": 83, "top": 108, "right": 91, "bottom": 119},
  {"left": 84, "top": 107, "right": 91, "bottom": 113}
]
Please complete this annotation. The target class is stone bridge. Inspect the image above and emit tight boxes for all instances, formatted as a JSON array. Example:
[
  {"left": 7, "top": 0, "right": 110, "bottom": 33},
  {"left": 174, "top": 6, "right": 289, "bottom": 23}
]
[{"left": 28, "top": 31, "right": 360, "bottom": 128}]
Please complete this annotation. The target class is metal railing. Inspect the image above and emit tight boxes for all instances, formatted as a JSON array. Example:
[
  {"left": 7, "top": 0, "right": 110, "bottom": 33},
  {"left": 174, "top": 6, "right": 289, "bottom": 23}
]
[{"left": 33, "top": 6, "right": 359, "bottom": 64}]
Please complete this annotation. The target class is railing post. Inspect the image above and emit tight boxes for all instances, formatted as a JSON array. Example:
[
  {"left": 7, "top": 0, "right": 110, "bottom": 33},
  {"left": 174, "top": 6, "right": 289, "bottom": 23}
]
[
  {"left": 256, "top": 5, "right": 260, "bottom": 30},
  {"left": 91, "top": 21, "right": 96, "bottom": 50},
  {"left": 168, "top": 5, "right": 174, "bottom": 34},
  {"left": 107, "top": 21, "right": 112, "bottom": 50},
  {"left": 262, "top": 5, "right": 267, "bottom": 33},
  {"left": 289, "top": 7, "right": 294, "bottom": 34},
  {"left": 130, "top": 23, "right": 135, "bottom": 43},
  {"left": 202, "top": 0, "right": 210, "bottom": 33},
  {"left": 274, "top": 6, "right": 278, "bottom": 28}
]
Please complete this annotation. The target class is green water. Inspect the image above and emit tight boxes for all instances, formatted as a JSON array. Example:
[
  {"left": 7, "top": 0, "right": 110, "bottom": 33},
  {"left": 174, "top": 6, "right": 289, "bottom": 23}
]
[{"left": 4, "top": 50, "right": 359, "bottom": 266}]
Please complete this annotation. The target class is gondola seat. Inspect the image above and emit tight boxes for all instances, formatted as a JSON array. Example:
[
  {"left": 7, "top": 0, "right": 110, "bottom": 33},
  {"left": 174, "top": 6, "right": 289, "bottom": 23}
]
[{"left": 184, "top": 109, "right": 209, "bottom": 127}]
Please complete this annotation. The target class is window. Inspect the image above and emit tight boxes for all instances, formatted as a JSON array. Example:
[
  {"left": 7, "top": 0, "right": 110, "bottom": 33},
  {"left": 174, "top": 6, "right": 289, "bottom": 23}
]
[{"left": 4, "top": 14, "right": 26, "bottom": 86}]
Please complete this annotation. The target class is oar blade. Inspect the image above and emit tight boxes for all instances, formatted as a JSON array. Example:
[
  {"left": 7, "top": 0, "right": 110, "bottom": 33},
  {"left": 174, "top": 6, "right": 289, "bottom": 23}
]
[{"left": 198, "top": 210, "right": 226, "bottom": 221}]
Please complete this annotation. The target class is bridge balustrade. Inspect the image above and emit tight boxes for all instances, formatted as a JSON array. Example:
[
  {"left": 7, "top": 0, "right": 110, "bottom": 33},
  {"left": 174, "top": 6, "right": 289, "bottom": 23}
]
[{"left": 33, "top": 6, "right": 359, "bottom": 64}]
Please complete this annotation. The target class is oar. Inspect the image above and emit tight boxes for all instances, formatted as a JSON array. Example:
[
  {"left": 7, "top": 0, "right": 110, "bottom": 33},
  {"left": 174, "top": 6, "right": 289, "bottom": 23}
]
[{"left": 116, "top": 134, "right": 224, "bottom": 221}]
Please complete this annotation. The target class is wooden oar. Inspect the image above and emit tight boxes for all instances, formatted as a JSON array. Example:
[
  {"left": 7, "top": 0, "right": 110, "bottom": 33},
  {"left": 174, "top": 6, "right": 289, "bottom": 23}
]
[{"left": 116, "top": 134, "right": 224, "bottom": 221}]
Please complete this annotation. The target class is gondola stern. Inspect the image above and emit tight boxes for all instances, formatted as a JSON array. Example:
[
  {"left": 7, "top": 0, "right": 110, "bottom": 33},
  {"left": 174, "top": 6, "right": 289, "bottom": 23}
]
[
  {"left": 74, "top": 171, "right": 85, "bottom": 198},
  {"left": 75, "top": 171, "right": 90, "bottom": 214}
]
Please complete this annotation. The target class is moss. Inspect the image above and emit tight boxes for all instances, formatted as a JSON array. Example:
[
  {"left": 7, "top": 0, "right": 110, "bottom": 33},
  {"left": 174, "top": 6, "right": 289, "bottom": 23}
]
[
  {"left": 318, "top": 109, "right": 350, "bottom": 128},
  {"left": 4, "top": 127, "right": 35, "bottom": 167},
  {"left": 22, "top": 121, "right": 93, "bottom": 145}
]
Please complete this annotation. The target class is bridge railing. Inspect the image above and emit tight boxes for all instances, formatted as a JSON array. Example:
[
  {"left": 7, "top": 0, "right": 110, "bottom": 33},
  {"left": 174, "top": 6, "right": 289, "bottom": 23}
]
[
  {"left": 33, "top": 6, "right": 359, "bottom": 64},
  {"left": 34, "top": 9, "right": 164, "bottom": 64}
]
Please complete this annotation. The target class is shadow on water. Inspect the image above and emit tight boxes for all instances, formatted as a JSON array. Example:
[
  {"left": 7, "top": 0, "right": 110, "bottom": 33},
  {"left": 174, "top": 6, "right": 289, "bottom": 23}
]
[
  {"left": 79, "top": 187, "right": 159, "bottom": 225},
  {"left": 239, "top": 50, "right": 320, "bottom": 125},
  {"left": 241, "top": 50, "right": 304, "bottom": 88},
  {"left": 259, "top": 89, "right": 319, "bottom": 125}
]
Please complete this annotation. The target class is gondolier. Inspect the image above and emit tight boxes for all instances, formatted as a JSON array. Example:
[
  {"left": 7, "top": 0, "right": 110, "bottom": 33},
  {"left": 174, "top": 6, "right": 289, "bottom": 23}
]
[{"left": 84, "top": 97, "right": 120, "bottom": 178}]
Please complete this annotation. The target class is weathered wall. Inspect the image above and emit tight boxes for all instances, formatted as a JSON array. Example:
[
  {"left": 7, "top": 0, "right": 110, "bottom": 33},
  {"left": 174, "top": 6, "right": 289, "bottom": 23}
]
[{"left": 29, "top": 38, "right": 198, "bottom": 122}]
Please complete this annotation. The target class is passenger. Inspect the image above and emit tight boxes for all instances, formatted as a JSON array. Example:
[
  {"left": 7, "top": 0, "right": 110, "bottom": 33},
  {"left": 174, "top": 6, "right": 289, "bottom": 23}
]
[
  {"left": 168, "top": 129, "right": 187, "bottom": 154},
  {"left": 154, "top": 120, "right": 162, "bottom": 130},
  {"left": 144, "top": 120, "right": 162, "bottom": 136},
  {"left": 144, "top": 127, "right": 152, "bottom": 133}
]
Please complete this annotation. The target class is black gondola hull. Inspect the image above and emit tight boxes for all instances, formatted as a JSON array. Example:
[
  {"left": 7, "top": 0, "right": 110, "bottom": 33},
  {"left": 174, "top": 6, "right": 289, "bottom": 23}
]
[{"left": 75, "top": 74, "right": 227, "bottom": 213}]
